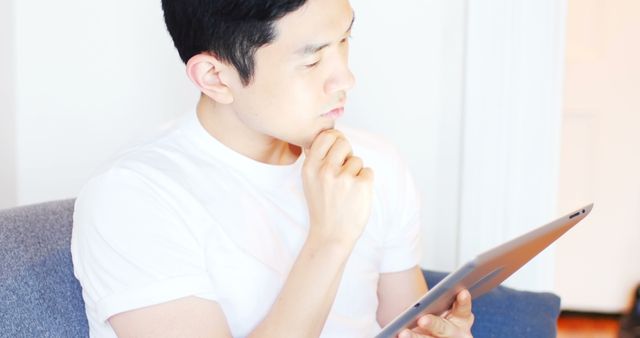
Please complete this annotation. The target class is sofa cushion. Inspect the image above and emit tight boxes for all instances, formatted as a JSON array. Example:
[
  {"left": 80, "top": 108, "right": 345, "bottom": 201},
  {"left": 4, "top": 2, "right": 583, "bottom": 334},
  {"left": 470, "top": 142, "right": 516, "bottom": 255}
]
[{"left": 0, "top": 200, "right": 89, "bottom": 337}]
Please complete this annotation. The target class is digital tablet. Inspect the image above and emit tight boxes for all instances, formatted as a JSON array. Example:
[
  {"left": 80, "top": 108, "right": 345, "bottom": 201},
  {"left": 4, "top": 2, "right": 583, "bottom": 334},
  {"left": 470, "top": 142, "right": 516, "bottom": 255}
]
[{"left": 375, "top": 203, "right": 594, "bottom": 338}]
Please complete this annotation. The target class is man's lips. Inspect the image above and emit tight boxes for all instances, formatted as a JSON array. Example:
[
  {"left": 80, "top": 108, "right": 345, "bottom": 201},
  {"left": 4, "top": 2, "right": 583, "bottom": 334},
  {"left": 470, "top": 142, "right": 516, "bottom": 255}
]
[{"left": 321, "top": 107, "right": 345, "bottom": 119}]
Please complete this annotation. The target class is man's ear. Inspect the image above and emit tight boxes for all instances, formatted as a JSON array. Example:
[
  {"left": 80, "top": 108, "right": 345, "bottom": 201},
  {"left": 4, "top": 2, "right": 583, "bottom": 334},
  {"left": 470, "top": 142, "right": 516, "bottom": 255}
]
[{"left": 186, "top": 53, "right": 234, "bottom": 105}]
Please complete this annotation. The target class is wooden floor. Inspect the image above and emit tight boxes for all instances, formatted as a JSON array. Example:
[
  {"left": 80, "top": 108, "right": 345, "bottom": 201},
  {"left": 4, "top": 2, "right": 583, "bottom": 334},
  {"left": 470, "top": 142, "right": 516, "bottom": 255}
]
[{"left": 557, "top": 312, "right": 621, "bottom": 338}]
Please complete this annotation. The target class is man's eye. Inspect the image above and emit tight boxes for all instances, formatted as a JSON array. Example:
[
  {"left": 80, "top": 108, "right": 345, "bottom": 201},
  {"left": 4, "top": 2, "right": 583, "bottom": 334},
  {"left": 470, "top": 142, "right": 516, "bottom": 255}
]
[{"left": 305, "top": 60, "right": 320, "bottom": 68}]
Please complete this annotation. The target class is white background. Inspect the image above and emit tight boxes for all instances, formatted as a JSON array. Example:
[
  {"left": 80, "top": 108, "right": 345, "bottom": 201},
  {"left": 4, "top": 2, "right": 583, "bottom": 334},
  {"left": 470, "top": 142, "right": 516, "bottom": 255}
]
[{"left": 3, "top": 0, "right": 636, "bottom": 312}]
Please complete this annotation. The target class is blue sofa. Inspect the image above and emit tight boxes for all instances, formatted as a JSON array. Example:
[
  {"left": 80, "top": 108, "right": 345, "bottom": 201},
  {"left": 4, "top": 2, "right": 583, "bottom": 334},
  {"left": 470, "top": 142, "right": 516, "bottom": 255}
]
[{"left": 0, "top": 200, "right": 561, "bottom": 337}]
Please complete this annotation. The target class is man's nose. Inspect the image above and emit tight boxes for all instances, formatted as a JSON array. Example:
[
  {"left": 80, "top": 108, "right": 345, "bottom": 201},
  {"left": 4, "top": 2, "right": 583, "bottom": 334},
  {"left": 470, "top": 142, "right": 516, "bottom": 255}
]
[{"left": 324, "top": 64, "right": 356, "bottom": 95}]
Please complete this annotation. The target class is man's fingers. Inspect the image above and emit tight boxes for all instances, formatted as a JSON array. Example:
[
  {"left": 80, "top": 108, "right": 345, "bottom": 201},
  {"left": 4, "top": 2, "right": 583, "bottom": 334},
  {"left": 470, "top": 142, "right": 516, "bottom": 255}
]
[
  {"left": 416, "top": 315, "right": 455, "bottom": 337},
  {"left": 397, "top": 328, "right": 434, "bottom": 338},
  {"left": 306, "top": 130, "right": 343, "bottom": 163},
  {"left": 357, "top": 167, "right": 374, "bottom": 181},
  {"left": 341, "top": 156, "right": 363, "bottom": 175},
  {"left": 402, "top": 292, "right": 474, "bottom": 338},
  {"left": 450, "top": 289, "right": 472, "bottom": 319},
  {"left": 325, "top": 137, "right": 353, "bottom": 168}
]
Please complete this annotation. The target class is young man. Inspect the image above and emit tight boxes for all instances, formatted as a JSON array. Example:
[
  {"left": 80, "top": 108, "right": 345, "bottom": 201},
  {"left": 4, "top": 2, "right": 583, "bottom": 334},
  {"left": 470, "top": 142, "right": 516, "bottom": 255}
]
[{"left": 71, "top": 0, "right": 474, "bottom": 337}]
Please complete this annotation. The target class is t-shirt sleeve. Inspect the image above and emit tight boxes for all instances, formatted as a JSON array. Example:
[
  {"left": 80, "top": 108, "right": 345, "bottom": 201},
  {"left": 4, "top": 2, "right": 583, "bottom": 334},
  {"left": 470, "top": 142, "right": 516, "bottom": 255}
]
[
  {"left": 378, "top": 153, "right": 423, "bottom": 274},
  {"left": 71, "top": 168, "right": 217, "bottom": 323}
]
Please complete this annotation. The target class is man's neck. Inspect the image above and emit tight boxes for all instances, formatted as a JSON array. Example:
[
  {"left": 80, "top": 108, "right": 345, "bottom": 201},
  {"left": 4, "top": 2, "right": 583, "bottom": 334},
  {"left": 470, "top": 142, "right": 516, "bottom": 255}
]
[{"left": 196, "top": 95, "right": 301, "bottom": 165}]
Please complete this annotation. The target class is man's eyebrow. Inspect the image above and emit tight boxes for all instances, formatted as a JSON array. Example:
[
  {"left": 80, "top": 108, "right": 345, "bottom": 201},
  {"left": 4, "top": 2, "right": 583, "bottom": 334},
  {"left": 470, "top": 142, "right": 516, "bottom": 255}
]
[{"left": 296, "top": 11, "right": 355, "bottom": 56}]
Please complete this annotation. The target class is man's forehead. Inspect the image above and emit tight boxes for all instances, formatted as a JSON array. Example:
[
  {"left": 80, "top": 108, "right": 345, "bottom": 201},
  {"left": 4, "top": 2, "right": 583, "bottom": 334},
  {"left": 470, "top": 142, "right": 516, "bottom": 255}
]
[
  {"left": 294, "top": 13, "right": 355, "bottom": 56},
  {"left": 271, "top": 0, "right": 354, "bottom": 53}
]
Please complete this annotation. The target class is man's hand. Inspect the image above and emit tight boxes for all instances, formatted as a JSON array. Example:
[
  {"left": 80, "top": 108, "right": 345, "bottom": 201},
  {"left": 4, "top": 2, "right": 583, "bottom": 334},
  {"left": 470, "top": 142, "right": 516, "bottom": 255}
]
[
  {"left": 301, "top": 129, "right": 375, "bottom": 248},
  {"left": 398, "top": 290, "right": 474, "bottom": 338}
]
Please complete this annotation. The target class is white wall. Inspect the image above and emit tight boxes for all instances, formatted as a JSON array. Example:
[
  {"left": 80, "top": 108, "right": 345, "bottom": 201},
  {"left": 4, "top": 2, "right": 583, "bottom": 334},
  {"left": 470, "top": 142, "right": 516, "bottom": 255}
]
[
  {"left": 457, "top": 0, "right": 567, "bottom": 292},
  {"left": 0, "top": 0, "right": 17, "bottom": 209}
]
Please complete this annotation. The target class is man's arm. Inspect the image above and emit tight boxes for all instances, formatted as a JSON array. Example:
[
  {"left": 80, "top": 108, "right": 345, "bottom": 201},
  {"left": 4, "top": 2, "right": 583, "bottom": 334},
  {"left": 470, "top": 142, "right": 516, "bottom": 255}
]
[
  {"left": 376, "top": 265, "right": 428, "bottom": 327},
  {"left": 109, "top": 296, "right": 231, "bottom": 337},
  {"left": 109, "top": 239, "right": 354, "bottom": 338}
]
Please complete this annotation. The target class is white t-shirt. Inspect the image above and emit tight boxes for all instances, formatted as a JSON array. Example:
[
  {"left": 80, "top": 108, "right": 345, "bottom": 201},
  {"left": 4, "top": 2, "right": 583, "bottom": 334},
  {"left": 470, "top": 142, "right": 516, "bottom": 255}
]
[{"left": 71, "top": 111, "right": 422, "bottom": 338}]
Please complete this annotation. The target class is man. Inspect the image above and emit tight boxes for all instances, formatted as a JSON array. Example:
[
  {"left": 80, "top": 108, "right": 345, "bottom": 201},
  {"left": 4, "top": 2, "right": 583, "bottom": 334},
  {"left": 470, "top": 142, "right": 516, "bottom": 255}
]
[{"left": 71, "top": 0, "right": 474, "bottom": 337}]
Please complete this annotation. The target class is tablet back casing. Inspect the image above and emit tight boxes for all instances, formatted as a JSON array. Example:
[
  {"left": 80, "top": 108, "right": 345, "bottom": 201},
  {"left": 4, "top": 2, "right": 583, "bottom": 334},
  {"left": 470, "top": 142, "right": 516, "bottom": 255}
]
[{"left": 375, "top": 203, "right": 593, "bottom": 338}]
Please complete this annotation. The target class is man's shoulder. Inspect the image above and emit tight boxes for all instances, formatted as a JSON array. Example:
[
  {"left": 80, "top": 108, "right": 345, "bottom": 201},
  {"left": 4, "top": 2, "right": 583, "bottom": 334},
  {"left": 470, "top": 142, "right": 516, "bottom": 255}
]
[{"left": 92, "top": 117, "right": 194, "bottom": 177}]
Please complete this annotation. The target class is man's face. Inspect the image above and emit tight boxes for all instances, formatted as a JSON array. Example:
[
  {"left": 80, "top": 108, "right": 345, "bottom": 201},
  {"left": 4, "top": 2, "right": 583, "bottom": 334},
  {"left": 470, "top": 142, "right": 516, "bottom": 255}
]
[{"left": 226, "top": 0, "right": 355, "bottom": 149}]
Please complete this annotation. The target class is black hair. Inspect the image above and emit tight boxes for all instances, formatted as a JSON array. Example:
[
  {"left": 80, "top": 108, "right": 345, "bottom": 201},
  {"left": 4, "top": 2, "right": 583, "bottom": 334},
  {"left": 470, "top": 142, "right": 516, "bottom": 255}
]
[{"left": 161, "top": 0, "right": 308, "bottom": 85}]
